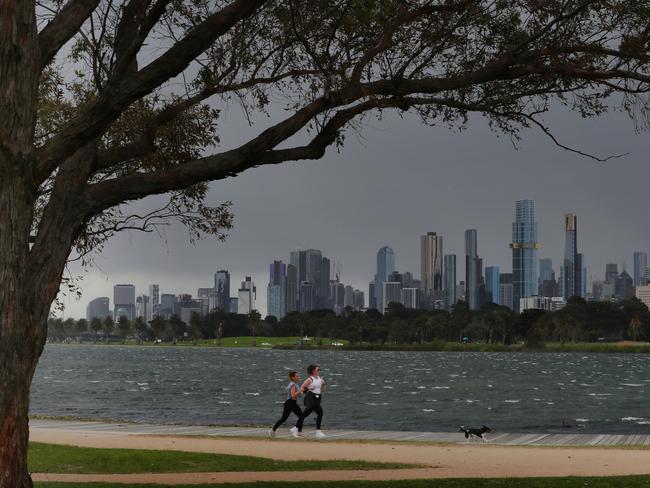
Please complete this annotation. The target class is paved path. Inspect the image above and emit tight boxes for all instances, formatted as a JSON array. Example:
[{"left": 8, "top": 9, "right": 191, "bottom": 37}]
[{"left": 30, "top": 419, "right": 650, "bottom": 446}]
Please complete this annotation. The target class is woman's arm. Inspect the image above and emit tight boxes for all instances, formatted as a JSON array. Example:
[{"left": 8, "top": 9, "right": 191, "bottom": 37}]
[{"left": 300, "top": 377, "right": 312, "bottom": 393}]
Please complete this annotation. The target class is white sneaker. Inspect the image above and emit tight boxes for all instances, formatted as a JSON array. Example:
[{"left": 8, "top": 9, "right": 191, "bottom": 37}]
[
  {"left": 315, "top": 430, "right": 326, "bottom": 439},
  {"left": 290, "top": 426, "right": 301, "bottom": 438},
  {"left": 269, "top": 428, "right": 275, "bottom": 439}
]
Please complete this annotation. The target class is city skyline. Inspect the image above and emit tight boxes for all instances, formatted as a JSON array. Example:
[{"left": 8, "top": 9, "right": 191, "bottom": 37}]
[{"left": 60, "top": 109, "right": 650, "bottom": 319}]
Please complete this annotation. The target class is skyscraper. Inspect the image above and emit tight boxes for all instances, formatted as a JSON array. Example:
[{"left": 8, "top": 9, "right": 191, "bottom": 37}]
[
  {"left": 485, "top": 266, "right": 500, "bottom": 304},
  {"left": 510, "top": 200, "right": 539, "bottom": 312},
  {"left": 539, "top": 259, "right": 554, "bottom": 282},
  {"left": 113, "top": 284, "right": 136, "bottom": 320},
  {"left": 375, "top": 246, "right": 395, "bottom": 313},
  {"left": 320, "top": 256, "right": 331, "bottom": 309},
  {"left": 562, "top": 213, "right": 581, "bottom": 299},
  {"left": 299, "top": 282, "right": 314, "bottom": 312},
  {"left": 634, "top": 252, "right": 648, "bottom": 287},
  {"left": 86, "top": 297, "right": 110, "bottom": 321},
  {"left": 420, "top": 232, "right": 443, "bottom": 310},
  {"left": 214, "top": 270, "right": 230, "bottom": 311},
  {"left": 499, "top": 273, "right": 514, "bottom": 310},
  {"left": 267, "top": 260, "right": 287, "bottom": 319},
  {"left": 148, "top": 284, "right": 160, "bottom": 317},
  {"left": 290, "top": 250, "right": 306, "bottom": 309},
  {"left": 465, "top": 229, "right": 485, "bottom": 310},
  {"left": 444, "top": 254, "right": 457, "bottom": 311},
  {"left": 368, "top": 282, "right": 377, "bottom": 310},
  {"left": 286, "top": 264, "right": 298, "bottom": 313},
  {"left": 237, "top": 277, "right": 256, "bottom": 315}
]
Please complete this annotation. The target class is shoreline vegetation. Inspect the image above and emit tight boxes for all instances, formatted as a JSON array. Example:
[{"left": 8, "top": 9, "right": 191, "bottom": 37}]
[{"left": 46, "top": 336, "right": 650, "bottom": 353}]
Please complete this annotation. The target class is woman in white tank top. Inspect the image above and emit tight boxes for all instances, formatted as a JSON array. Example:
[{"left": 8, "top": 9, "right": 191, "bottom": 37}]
[{"left": 291, "top": 364, "right": 326, "bottom": 438}]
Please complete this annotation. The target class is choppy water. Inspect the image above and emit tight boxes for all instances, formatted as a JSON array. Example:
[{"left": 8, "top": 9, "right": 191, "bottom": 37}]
[{"left": 31, "top": 345, "right": 650, "bottom": 433}]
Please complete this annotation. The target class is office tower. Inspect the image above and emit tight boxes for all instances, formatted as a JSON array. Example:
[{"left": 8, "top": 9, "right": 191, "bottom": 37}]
[
  {"left": 352, "top": 290, "right": 365, "bottom": 311},
  {"left": 330, "top": 282, "right": 345, "bottom": 312},
  {"left": 605, "top": 263, "right": 618, "bottom": 284},
  {"left": 510, "top": 200, "right": 539, "bottom": 312},
  {"left": 299, "top": 281, "right": 314, "bottom": 312},
  {"left": 368, "top": 282, "right": 377, "bottom": 309},
  {"left": 465, "top": 229, "right": 486, "bottom": 310},
  {"left": 401, "top": 288, "right": 419, "bottom": 309},
  {"left": 634, "top": 252, "right": 648, "bottom": 286},
  {"left": 113, "top": 284, "right": 136, "bottom": 320},
  {"left": 320, "top": 257, "right": 331, "bottom": 308},
  {"left": 214, "top": 270, "right": 230, "bottom": 311},
  {"left": 174, "top": 294, "right": 203, "bottom": 324},
  {"left": 499, "top": 273, "right": 514, "bottom": 310},
  {"left": 160, "top": 294, "right": 176, "bottom": 319},
  {"left": 444, "top": 254, "right": 457, "bottom": 311},
  {"left": 539, "top": 259, "right": 554, "bottom": 283},
  {"left": 645, "top": 266, "right": 650, "bottom": 283},
  {"left": 635, "top": 285, "right": 650, "bottom": 309},
  {"left": 375, "top": 246, "right": 396, "bottom": 313},
  {"left": 485, "top": 266, "right": 500, "bottom": 304},
  {"left": 562, "top": 213, "right": 582, "bottom": 299},
  {"left": 238, "top": 276, "right": 256, "bottom": 315},
  {"left": 148, "top": 284, "right": 160, "bottom": 315},
  {"left": 344, "top": 285, "right": 354, "bottom": 308},
  {"left": 86, "top": 297, "right": 110, "bottom": 321},
  {"left": 304, "top": 249, "right": 323, "bottom": 306},
  {"left": 615, "top": 271, "right": 634, "bottom": 300},
  {"left": 267, "top": 260, "right": 287, "bottom": 319},
  {"left": 579, "top": 253, "right": 587, "bottom": 297},
  {"left": 286, "top": 264, "right": 298, "bottom": 313},
  {"left": 402, "top": 271, "right": 414, "bottom": 289},
  {"left": 136, "top": 295, "right": 152, "bottom": 323},
  {"left": 228, "top": 298, "right": 239, "bottom": 314},
  {"left": 421, "top": 232, "right": 443, "bottom": 310},
  {"left": 197, "top": 288, "right": 214, "bottom": 315},
  {"left": 382, "top": 282, "right": 402, "bottom": 311}
]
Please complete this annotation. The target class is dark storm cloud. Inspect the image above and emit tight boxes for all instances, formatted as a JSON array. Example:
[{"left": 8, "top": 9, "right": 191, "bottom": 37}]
[{"left": 63, "top": 105, "right": 650, "bottom": 318}]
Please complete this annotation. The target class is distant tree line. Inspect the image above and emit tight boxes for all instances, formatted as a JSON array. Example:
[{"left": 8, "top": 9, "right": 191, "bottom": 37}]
[{"left": 48, "top": 297, "right": 649, "bottom": 347}]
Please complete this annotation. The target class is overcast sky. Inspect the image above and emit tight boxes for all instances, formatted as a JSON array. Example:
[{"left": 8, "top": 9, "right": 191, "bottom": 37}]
[{"left": 60, "top": 101, "right": 650, "bottom": 319}]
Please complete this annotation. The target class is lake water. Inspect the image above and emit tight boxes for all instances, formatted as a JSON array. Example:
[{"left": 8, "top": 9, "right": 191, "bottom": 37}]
[{"left": 31, "top": 345, "right": 650, "bottom": 433}]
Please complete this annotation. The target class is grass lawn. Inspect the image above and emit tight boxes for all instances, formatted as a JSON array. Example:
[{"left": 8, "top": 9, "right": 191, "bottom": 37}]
[
  {"left": 28, "top": 443, "right": 410, "bottom": 474},
  {"left": 34, "top": 476, "right": 650, "bottom": 487}
]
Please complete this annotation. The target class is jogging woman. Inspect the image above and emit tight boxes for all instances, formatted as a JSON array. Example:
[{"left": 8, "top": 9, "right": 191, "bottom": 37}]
[
  {"left": 290, "top": 364, "right": 326, "bottom": 438},
  {"left": 269, "top": 370, "right": 303, "bottom": 438}
]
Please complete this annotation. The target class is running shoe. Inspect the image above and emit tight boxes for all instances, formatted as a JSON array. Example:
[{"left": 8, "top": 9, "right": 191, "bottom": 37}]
[
  {"left": 289, "top": 426, "right": 301, "bottom": 438},
  {"left": 315, "top": 430, "right": 326, "bottom": 439}
]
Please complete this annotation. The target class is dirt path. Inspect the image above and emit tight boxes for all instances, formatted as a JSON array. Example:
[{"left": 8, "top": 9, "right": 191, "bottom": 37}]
[{"left": 30, "top": 428, "right": 650, "bottom": 484}]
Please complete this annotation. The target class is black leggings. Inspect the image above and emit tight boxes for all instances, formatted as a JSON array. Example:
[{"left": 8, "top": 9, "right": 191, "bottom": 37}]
[
  {"left": 273, "top": 399, "right": 302, "bottom": 431},
  {"left": 296, "top": 393, "right": 323, "bottom": 431}
]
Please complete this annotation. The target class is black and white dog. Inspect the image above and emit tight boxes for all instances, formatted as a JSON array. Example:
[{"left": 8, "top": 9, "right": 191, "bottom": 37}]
[{"left": 459, "top": 425, "right": 492, "bottom": 442}]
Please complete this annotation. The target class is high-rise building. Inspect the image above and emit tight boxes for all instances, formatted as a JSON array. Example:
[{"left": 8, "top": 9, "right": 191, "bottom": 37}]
[
  {"left": 562, "top": 213, "right": 582, "bottom": 300},
  {"left": 539, "top": 259, "right": 554, "bottom": 283},
  {"left": 238, "top": 276, "right": 256, "bottom": 315},
  {"left": 465, "top": 229, "right": 486, "bottom": 310},
  {"left": 421, "top": 232, "right": 443, "bottom": 310},
  {"left": 499, "top": 273, "right": 514, "bottom": 310},
  {"left": 375, "top": 246, "right": 395, "bottom": 313},
  {"left": 197, "top": 288, "right": 214, "bottom": 315},
  {"left": 330, "top": 281, "right": 345, "bottom": 313},
  {"left": 635, "top": 285, "right": 650, "bottom": 309},
  {"left": 510, "top": 200, "right": 539, "bottom": 312},
  {"left": 344, "top": 285, "right": 354, "bottom": 308},
  {"left": 444, "top": 254, "right": 457, "bottom": 311},
  {"left": 286, "top": 264, "right": 298, "bottom": 313},
  {"left": 148, "top": 284, "right": 160, "bottom": 317},
  {"left": 86, "top": 297, "right": 110, "bottom": 321},
  {"left": 214, "top": 270, "right": 231, "bottom": 311},
  {"left": 634, "top": 252, "right": 648, "bottom": 287},
  {"left": 352, "top": 290, "right": 365, "bottom": 311},
  {"left": 160, "top": 294, "right": 176, "bottom": 319},
  {"left": 113, "top": 284, "right": 136, "bottom": 320},
  {"left": 299, "top": 281, "right": 314, "bottom": 312},
  {"left": 136, "top": 295, "right": 152, "bottom": 323},
  {"left": 401, "top": 288, "right": 419, "bottom": 309},
  {"left": 267, "top": 260, "right": 287, "bottom": 319},
  {"left": 615, "top": 271, "right": 634, "bottom": 300},
  {"left": 305, "top": 249, "right": 323, "bottom": 306},
  {"left": 320, "top": 257, "right": 331, "bottom": 309},
  {"left": 605, "top": 263, "right": 618, "bottom": 284},
  {"left": 382, "top": 282, "right": 402, "bottom": 311},
  {"left": 485, "top": 266, "right": 500, "bottom": 304},
  {"left": 368, "top": 282, "right": 377, "bottom": 310},
  {"left": 290, "top": 250, "right": 306, "bottom": 309}
]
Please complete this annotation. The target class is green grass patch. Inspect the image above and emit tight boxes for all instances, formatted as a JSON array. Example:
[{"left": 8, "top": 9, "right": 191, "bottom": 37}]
[
  {"left": 34, "top": 475, "right": 650, "bottom": 488},
  {"left": 28, "top": 442, "right": 411, "bottom": 474}
]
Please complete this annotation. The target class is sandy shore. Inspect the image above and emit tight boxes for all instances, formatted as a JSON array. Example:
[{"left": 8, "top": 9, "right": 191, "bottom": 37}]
[{"left": 29, "top": 427, "right": 650, "bottom": 483}]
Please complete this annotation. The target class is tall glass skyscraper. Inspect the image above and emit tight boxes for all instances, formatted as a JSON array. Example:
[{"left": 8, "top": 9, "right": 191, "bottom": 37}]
[
  {"left": 562, "top": 213, "right": 581, "bottom": 299},
  {"left": 267, "top": 260, "right": 287, "bottom": 319},
  {"left": 375, "top": 246, "right": 395, "bottom": 313},
  {"left": 634, "top": 252, "right": 648, "bottom": 286},
  {"left": 510, "top": 200, "right": 539, "bottom": 312},
  {"left": 444, "top": 254, "right": 457, "bottom": 311},
  {"left": 485, "top": 266, "right": 500, "bottom": 305},
  {"left": 465, "top": 229, "right": 482, "bottom": 310},
  {"left": 214, "top": 270, "right": 230, "bottom": 311},
  {"left": 420, "top": 232, "right": 443, "bottom": 310}
]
